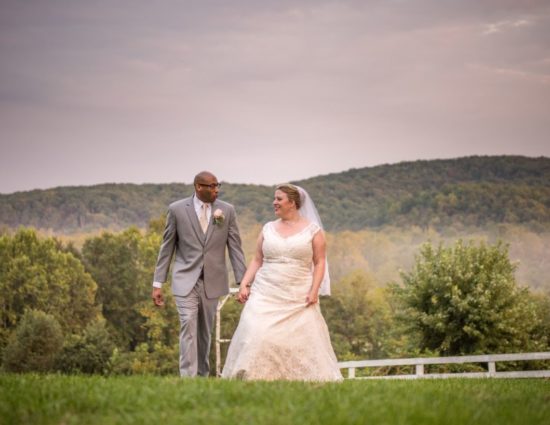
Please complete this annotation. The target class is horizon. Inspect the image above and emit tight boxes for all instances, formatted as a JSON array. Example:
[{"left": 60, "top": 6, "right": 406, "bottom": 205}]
[{"left": 1, "top": 154, "right": 547, "bottom": 196}]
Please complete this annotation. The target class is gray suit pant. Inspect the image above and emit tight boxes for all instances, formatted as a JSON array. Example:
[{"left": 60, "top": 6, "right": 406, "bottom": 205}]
[{"left": 174, "top": 278, "right": 218, "bottom": 377}]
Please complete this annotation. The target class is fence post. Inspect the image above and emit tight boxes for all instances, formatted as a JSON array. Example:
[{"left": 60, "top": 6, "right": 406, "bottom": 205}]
[
  {"left": 215, "top": 293, "right": 233, "bottom": 377},
  {"left": 415, "top": 364, "right": 424, "bottom": 377},
  {"left": 488, "top": 362, "right": 496, "bottom": 376}
]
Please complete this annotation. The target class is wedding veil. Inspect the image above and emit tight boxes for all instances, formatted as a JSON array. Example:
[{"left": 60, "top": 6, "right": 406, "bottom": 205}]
[{"left": 295, "top": 186, "right": 331, "bottom": 296}]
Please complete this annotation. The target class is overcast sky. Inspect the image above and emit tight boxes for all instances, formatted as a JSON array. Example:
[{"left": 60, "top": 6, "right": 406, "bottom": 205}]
[{"left": 1, "top": 0, "right": 549, "bottom": 194}]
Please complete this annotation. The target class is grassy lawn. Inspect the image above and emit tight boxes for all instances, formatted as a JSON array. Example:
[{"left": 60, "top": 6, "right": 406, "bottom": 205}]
[{"left": 0, "top": 374, "right": 549, "bottom": 425}]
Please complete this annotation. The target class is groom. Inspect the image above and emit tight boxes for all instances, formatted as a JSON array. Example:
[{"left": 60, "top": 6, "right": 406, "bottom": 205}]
[{"left": 152, "top": 171, "right": 246, "bottom": 377}]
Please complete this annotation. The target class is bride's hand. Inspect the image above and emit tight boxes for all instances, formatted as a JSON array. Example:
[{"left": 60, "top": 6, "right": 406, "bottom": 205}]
[
  {"left": 306, "top": 290, "right": 319, "bottom": 306},
  {"left": 238, "top": 285, "right": 250, "bottom": 304}
]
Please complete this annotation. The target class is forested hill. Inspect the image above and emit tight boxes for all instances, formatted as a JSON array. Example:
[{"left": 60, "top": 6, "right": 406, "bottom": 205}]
[
  {"left": 1, "top": 155, "right": 549, "bottom": 234},
  {"left": 302, "top": 155, "right": 550, "bottom": 231}
]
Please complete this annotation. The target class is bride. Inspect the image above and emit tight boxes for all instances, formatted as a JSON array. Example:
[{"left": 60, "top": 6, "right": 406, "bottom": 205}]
[{"left": 221, "top": 184, "right": 343, "bottom": 381}]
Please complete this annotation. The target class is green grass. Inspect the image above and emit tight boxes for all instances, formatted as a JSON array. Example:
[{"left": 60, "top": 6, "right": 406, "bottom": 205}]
[{"left": 0, "top": 375, "right": 549, "bottom": 425}]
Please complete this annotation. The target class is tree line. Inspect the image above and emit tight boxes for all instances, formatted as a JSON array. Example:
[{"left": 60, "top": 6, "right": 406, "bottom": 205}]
[
  {"left": 1, "top": 225, "right": 548, "bottom": 375},
  {"left": 1, "top": 156, "right": 549, "bottom": 234}
]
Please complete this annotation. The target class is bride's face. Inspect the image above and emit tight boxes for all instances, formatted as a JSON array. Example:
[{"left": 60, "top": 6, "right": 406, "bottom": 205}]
[{"left": 273, "top": 190, "right": 295, "bottom": 217}]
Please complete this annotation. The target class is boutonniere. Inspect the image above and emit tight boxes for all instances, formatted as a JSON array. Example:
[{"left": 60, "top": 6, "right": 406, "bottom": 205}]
[{"left": 213, "top": 209, "right": 225, "bottom": 225}]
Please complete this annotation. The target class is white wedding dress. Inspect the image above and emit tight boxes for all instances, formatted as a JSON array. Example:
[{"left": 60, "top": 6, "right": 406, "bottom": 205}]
[{"left": 222, "top": 221, "right": 343, "bottom": 381}]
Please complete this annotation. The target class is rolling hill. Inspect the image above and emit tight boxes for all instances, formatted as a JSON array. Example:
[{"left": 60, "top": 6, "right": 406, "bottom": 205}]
[{"left": 1, "top": 155, "right": 549, "bottom": 234}]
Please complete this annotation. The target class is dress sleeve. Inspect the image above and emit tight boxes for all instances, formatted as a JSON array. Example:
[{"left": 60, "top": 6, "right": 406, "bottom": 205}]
[{"left": 309, "top": 222, "right": 321, "bottom": 237}]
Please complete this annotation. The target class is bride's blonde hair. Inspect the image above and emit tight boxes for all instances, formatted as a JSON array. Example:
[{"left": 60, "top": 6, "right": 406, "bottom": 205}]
[{"left": 276, "top": 184, "right": 302, "bottom": 209}]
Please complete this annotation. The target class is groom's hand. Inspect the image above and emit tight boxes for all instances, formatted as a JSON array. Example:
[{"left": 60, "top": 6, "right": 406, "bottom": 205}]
[{"left": 152, "top": 288, "right": 165, "bottom": 307}]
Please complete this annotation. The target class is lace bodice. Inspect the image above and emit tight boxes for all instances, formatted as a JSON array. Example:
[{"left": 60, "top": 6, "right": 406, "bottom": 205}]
[{"left": 261, "top": 221, "right": 320, "bottom": 268}]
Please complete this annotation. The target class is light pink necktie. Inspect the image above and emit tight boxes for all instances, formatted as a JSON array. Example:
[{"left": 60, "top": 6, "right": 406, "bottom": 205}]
[{"left": 199, "top": 203, "right": 208, "bottom": 233}]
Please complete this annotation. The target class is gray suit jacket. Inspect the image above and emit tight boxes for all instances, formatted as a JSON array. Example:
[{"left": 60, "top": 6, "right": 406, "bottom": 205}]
[{"left": 153, "top": 196, "right": 247, "bottom": 299}]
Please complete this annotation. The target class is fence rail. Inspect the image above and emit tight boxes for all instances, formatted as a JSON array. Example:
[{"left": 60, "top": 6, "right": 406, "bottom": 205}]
[{"left": 338, "top": 352, "right": 550, "bottom": 379}]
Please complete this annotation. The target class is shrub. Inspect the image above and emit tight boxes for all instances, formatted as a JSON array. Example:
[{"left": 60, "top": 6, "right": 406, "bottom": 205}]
[
  {"left": 2, "top": 310, "right": 63, "bottom": 373},
  {"left": 56, "top": 319, "right": 116, "bottom": 374}
]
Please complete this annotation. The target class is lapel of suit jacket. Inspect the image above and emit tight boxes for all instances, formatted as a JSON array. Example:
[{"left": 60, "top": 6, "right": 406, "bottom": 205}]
[
  {"left": 184, "top": 197, "right": 206, "bottom": 245},
  {"left": 204, "top": 200, "right": 220, "bottom": 247}
]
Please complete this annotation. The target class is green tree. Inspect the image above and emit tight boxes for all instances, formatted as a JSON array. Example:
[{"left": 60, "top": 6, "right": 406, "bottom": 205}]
[
  {"left": 321, "top": 271, "right": 396, "bottom": 360},
  {"left": 2, "top": 310, "right": 64, "bottom": 373},
  {"left": 82, "top": 227, "right": 160, "bottom": 350},
  {"left": 0, "top": 228, "right": 97, "bottom": 356},
  {"left": 528, "top": 292, "right": 550, "bottom": 351},
  {"left": 393, "top": 240, "right": 539, "bottom": 355}
]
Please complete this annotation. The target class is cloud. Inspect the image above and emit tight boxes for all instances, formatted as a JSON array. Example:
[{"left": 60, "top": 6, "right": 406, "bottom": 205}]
[{"left": 482, "top": 18, "right": 533, "bottom": 35}]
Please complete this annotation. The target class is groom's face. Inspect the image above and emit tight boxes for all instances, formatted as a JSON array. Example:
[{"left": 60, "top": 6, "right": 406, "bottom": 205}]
[{"left": 195, "top": 175, "right": 220, "bottom": 203}]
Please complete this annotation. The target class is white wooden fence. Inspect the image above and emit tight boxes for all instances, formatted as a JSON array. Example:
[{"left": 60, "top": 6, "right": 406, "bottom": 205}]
[
  {"left": 215, "top": 289, "right": 550, "bottom": 379},
  {"left": 215, "top": 288, "right": 239, "bottom": 377},
  {"left": 338, "top": 352, "right": 550, "bottom": 379}
]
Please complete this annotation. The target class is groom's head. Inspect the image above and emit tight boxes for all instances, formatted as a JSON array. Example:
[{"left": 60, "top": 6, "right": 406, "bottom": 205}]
[{"left": 194, "top": 171, "right": 220, "bottom": 203}]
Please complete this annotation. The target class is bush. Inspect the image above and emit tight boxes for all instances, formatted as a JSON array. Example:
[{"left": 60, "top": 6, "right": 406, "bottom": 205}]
[
  {"left": 393, "top": 240, "right": 539, "bottom": 356},
  {"left": 2, "top": 310, "right": 64, "bottom": 373},
  {"left": 56, "top": 319, "right": 116, "bottom": 374},
  {"left": 109, "top": 343, "right": 178, "bottom": 375}
]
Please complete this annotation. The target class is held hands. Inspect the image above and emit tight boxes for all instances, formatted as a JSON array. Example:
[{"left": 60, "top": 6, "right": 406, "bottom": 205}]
[
  {"left": 238, "top": 284, "right": 251, "bottom": 304},
  {"left": 306, "top": 289, "right": 319, "bottom": 307},
  {"left": 152, "top": 287, "right": 165, "bottom": 307}
]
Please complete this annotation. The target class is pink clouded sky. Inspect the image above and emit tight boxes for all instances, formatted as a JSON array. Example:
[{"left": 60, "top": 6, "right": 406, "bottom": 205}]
[{"left": 1, "top": 0, "right": 549, "bottom": 193}]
